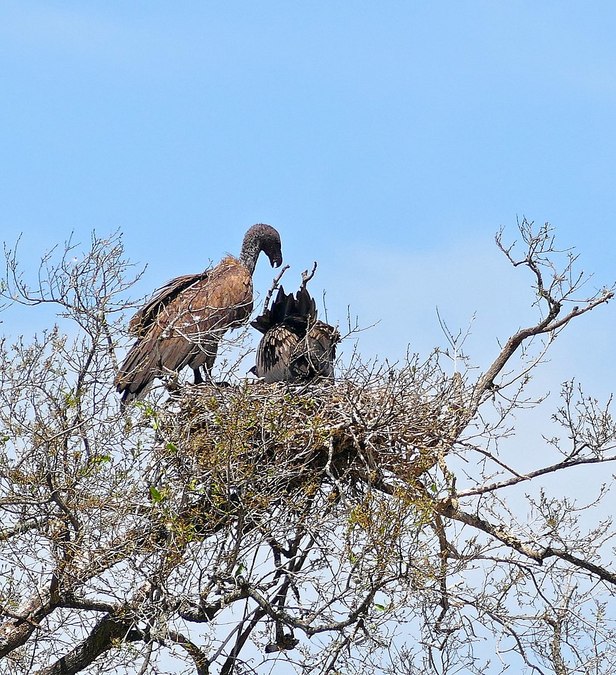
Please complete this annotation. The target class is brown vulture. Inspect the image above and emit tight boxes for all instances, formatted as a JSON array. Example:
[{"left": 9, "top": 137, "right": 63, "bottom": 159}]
[
  {"left": 116, "top": 223, "right": 282, "bottom": 402},
  {"left": 250, "top": 283, "right": 339, "bottom": 383}
]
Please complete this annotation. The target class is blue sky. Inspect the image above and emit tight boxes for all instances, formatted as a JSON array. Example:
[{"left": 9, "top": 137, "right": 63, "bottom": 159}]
[
  {"left": 2, "top": 4, "right": 616, "bottom": 671},
  {"left": 1, "top": 1, "right": 615, "bottom": 390}
]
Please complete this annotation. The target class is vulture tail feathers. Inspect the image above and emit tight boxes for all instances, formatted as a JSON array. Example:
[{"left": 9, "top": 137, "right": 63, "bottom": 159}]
[
  {"left": 116, "top": 333, "right": 163, "bottom": 403},
  {"left": 251, "top": 286, "right": 297, "bottom": 334},
  {"left": 294, "top": 285, "right": 317, "bottom": 325}
]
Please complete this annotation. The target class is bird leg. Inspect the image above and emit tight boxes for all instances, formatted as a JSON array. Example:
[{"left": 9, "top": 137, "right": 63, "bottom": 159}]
[{"left": 192, "top": 368, "right": 205, "bottom": 385}]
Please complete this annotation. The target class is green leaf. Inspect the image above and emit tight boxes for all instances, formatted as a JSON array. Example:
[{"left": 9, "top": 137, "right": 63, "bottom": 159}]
[{"left": 149, "top": 485, "right": 165, "bottom": 503}]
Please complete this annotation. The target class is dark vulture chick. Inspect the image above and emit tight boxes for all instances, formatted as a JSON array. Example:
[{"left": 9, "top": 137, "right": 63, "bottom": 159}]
[
  {"left": 251, "top": 284, "right": 340, "bottom": 383},
  {"left": 116, "top": 223, "right": 282, "bottom": 403}
]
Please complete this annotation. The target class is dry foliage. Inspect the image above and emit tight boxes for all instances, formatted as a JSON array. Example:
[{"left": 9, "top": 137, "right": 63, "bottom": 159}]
[{"left": 1, "top": 221, "right": 616, "bottom": 675}]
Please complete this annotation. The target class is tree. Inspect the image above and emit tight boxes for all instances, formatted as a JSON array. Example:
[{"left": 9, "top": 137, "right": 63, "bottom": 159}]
[{"left": 0, "top": 221, "right": 615, "bottom": 675}]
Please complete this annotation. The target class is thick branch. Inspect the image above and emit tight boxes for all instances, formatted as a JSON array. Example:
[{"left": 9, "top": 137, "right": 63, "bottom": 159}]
[
  {"left": 167, "top": 631, "right": 209, "bottom": 675},
  {"left": 35, "top": 614, "right": 143, "bottom": 675},
  {"left": 0, "top": 589, "right": 58, "bottom": 657},
  {"left": 219, "top": 607, "right": 267, "bottom": 675},
  {"left": 472, "top": 290, "right": 612, "bottom": 410},
  {"left": 0, "top": 517, "right": 46, "bottom": 541}
]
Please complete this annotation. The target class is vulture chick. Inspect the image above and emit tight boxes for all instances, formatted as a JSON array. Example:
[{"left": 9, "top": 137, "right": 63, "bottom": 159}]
[
  {"left": 251, "top": 284, "right": 339, "bottom": 383},
  {"left": 116, "top": 223, "right": 282, "bottom": 402}
]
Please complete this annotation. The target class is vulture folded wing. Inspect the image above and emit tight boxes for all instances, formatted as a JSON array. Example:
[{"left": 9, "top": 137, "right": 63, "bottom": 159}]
[
  {"left": 128, "top": 272, "right": 210, "bottom": 337},
  {"left": 254, "top": 324, "right": 300, "bottom": 383},
  {"left": 302, "top": 321, "right": 340, "bottom": 379},
  {"left": 117, "top": 257, "right": 253, "bottom": 401},
  {"left": 154, "top": 258, "right": 253, "bottom": 371}
]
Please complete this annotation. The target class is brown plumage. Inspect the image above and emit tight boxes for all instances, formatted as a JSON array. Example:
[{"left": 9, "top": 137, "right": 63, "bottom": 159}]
[
  {"left": 251, "top": 284, "right": 339, "bottom": 383},
  {"left": 116, "top": 224, "right": 282, "bottom": 402}
]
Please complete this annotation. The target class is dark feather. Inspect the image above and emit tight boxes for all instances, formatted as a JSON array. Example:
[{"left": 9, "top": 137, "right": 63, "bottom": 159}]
[
  {"left": 128, "top": 272, "right": 210, "bottom": 337},
  {"left": 251, "top": 284, "right": 339, "bottom": 383}
]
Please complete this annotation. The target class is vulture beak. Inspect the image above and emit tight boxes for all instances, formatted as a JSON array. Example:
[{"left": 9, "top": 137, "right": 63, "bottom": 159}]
[{"left": 270, "top": 254, "right": 283, "bottom": 268}]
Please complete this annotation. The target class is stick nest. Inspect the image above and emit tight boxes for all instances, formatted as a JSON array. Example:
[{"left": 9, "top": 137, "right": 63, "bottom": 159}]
[{"left": 152, "top": 363, "right": 466, "bottom": 529}]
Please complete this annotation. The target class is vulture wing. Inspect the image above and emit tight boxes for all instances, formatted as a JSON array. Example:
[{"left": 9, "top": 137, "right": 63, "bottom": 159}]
[
  {"left": 254, "top": 324, "right": 301, "bottom": 383},
  {"left": 295, "top": 321, "right": 340, "bottom": 380},
  {"left": 128, "top": 272, "right": 209, "bottom": 337},
  {"left": 117, "top": 256, "right": 253, "bottom": 402}
]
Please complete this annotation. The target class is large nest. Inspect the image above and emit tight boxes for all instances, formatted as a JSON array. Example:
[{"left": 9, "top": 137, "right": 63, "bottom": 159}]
[{"left": 150, "top": 359, "right": 467, "bottom": 538}]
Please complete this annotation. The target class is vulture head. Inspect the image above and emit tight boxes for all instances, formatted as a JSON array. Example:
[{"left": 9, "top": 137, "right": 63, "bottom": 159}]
[{"left": 240, "top": 224, "right": 283, "bottom": 273}]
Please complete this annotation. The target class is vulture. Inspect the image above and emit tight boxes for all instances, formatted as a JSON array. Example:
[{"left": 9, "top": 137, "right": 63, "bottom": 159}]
[
  {"left": 251, "top": 283, "right": 339, "bottom": 383},
  {"left": 116, "top": 223, "right": 282, "bottom": 402}
]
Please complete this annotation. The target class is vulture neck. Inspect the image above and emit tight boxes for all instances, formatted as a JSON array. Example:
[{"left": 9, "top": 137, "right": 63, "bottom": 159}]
[{"left": 239, "top": 238, "right": 261, "bottom": 276}]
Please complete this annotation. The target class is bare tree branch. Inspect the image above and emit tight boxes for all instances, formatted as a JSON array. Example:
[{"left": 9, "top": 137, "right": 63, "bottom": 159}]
[{"left": 1, "top": 223, "right": 615, "bottom": 674}]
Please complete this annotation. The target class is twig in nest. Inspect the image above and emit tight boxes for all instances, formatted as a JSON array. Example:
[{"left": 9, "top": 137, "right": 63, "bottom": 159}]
[
  {"left": 262, "top": 264, "right": 290, "bottom": 313},
  {"left": 300, "top": 262, "right": 318, "bottom": 291}
]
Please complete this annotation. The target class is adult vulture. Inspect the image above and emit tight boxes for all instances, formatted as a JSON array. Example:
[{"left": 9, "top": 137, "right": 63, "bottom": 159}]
[
  {"left": 251, "top": 282, "right": 339, "bottom": 383},
  {"left": 116, "top": 223, "right": 282, "bottom": 402}
]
